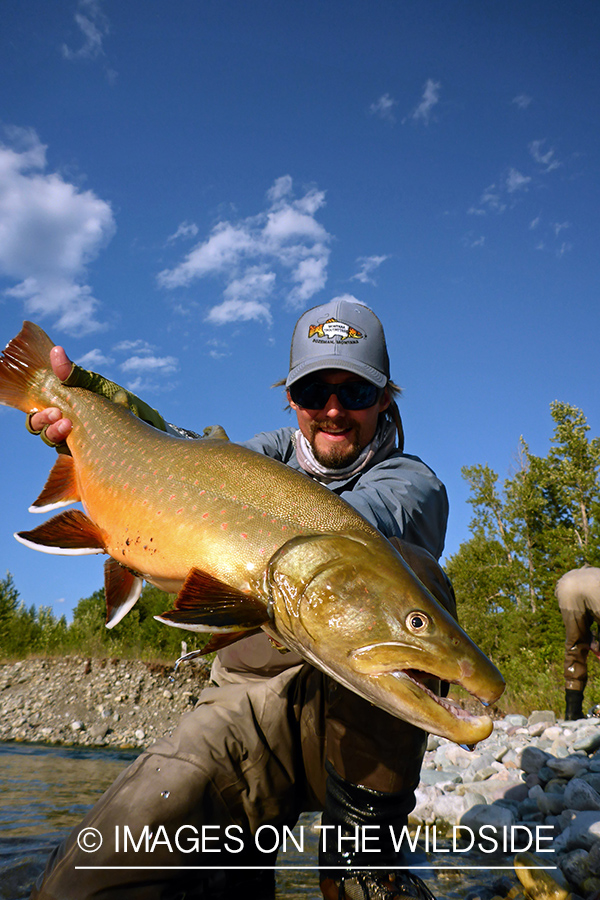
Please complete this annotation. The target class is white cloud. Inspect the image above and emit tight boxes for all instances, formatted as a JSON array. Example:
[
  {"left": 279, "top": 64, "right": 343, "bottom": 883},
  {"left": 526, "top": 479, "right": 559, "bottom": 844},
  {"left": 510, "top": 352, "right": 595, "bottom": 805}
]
[
  {"left": 369, "top": 93, "right": 397, "bottom": 122},
  {"left": 0, "top": 126, "right": 115, "bottom": 334},
  {"left": 166, "top": 221, "right": 199, "bottom": 243},
  {"left": 512, "top": 94, "right": 532, "bottom": 110},
  {"left": 62, "top": 0, "right": 109, "bottom": 61},
  {"left": 206, "top": 299, "right": 272, "bottom": 326},
  {"left": 552, "top": 221, "right": 571, "bottom": 237},
  {"left": 351, "top": 255, "right": 389, "bottom": 285},
  {"left": 468, "top": 183, "right": 507, "bottom": 216},
  {"left": 506, "top": 168, "right": 531, "bottom": 193},
  {"left": 158, "top": 177, "right": 332, "bottom": 324},
  {"left": 529, "top": 140, "right": 561, "bottom": 173},
  {"left": 120, "top": 355, "right": 178, "bottom": 375},
  {"left": 113, "top": 339, "right": 154, "bottom": 353},
  {"left": 75, "top": 347, "right": 114, "bottom": 368},
  {"left": 409, "top": 79, "right": 441, "bottom": 125}
]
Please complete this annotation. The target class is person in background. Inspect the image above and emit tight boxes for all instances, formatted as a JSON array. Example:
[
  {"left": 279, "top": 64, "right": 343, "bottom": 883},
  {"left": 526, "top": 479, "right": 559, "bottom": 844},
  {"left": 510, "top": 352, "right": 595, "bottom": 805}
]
[
  {"left": 556, "top": 565, "right": 600, "bottom": 721},
  {"left": 29, "top": 298, "right": 452, "bottom": 900}
]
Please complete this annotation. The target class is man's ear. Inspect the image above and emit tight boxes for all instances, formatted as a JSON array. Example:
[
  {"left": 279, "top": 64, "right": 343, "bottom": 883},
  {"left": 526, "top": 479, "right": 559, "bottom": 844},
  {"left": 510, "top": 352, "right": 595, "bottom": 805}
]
[
  {"left": 379, "top": 387, "right": 391, "bottom": 413},
  {"left": 287, "top": 389, "right": 298, "bottom": 411}
]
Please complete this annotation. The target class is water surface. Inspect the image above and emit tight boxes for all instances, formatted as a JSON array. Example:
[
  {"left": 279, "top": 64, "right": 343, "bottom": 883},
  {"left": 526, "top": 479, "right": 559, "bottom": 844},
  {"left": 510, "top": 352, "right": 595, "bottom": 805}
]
[{"left": 0, "top": 741, "right": 522, "bottom": 900}]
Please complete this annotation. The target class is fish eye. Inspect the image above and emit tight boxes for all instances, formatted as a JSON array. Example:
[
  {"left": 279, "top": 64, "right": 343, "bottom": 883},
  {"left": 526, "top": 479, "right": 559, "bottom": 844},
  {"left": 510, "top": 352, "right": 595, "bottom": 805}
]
[{"left": 406, "top": 611, "right": 429, "bottom": 633}]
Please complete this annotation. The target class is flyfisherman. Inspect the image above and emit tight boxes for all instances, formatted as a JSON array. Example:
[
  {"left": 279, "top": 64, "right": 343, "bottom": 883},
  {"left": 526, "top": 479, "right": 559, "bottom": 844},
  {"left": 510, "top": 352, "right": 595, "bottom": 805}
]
[
  {"left": 555, "top": 565, "right": 600, "bottom": 721},
  {"left": 29, "top": 298, "right": 452, "bottom": 900}
]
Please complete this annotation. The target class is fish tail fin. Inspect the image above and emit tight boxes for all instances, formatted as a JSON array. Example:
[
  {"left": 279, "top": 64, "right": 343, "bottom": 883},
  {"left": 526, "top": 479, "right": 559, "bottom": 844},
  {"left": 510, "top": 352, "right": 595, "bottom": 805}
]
[{"left": 0, "top": 321, "right": 55, "bottom": 413}]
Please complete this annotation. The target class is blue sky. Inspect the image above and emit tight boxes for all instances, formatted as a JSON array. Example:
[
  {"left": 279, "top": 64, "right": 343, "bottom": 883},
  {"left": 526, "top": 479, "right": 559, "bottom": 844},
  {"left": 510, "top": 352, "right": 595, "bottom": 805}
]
[{"left": 1, "top": 0, "right": 598, "bottom": 622}]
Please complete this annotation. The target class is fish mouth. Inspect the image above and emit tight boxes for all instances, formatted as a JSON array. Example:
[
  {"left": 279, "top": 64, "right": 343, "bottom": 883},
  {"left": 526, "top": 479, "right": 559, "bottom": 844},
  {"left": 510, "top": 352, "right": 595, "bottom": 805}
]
[{"left": 348, "top": 644, "right": 505, "bottom": 745}]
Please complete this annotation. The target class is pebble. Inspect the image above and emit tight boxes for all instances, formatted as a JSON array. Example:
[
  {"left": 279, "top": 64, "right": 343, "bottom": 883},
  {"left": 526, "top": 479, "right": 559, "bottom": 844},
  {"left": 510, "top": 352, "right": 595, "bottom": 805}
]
[
  {"left": 0, "top": 657, "right": 210, "bottom": 749},
  {"left": 418, "top": 709, "right": 600, "bottom": 897},
  {"left": 2, "top": 660, "right": 600, "bottom": 897}
]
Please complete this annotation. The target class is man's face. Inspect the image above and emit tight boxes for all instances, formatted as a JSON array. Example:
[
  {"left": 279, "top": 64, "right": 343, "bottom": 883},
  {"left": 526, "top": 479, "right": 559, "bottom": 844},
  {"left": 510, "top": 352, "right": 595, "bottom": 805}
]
[{"left": 288, "top": 370, "right": 390, "bottom": 469}]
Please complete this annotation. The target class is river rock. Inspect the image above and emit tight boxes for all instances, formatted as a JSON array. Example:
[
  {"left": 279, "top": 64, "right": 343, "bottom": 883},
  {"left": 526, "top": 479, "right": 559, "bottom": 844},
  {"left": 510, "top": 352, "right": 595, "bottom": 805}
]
[{"left": 564, "top": 778, "right": 600, "bottom": 812}]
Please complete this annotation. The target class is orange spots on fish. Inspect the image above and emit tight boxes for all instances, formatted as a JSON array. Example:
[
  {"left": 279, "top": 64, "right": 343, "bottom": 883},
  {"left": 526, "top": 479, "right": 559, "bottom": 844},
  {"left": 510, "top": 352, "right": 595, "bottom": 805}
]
[
  {"left": 158, "top": 487, "right": 163, "bottom": 494},
  {"left": 176, "top": 508, "right": 183, "bottom": 514},
  {"left": 202, "top": 513, "right": 209, "bottom": 519},
  {"left": 169, "top": 494, "right": 176, "bottom": 501},
  {"left": 241, "top": 533, "right": 248, "bottom": 539},
  {"left": 221, "top": 523, "right": 227, "bottom": 530}
]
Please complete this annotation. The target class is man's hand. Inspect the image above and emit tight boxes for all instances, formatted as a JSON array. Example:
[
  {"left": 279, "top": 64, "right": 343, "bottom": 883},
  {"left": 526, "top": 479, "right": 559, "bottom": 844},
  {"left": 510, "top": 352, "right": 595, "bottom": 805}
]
[{"left": 28, "top": 346, "right": 73, "bottom": 444}]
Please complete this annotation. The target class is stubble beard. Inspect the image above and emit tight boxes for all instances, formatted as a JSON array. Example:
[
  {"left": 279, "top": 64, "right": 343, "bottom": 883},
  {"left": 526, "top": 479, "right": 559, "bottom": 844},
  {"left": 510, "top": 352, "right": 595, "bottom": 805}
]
[{"left": 308, "top": 421, "right": 363, "bottom": 469}]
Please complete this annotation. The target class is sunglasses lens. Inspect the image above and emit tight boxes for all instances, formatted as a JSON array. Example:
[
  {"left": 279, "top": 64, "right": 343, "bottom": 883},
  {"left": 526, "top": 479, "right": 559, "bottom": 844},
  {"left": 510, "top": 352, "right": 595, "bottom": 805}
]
[
  {"left": 290, "top": 380, "right": 379, "bottom": 410},
  {"left": 289, "top": 381, "right": 329, "bottom": 409},
  {"left": 338, "top": 383, "right": 379, "bottom": 410}
]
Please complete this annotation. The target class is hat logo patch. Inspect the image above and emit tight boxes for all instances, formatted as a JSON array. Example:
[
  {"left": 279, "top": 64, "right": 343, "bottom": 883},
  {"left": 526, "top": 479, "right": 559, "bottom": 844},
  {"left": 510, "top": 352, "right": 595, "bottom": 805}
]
[{"left": 308, "top": 317, "right": 364, "bottom": 343}]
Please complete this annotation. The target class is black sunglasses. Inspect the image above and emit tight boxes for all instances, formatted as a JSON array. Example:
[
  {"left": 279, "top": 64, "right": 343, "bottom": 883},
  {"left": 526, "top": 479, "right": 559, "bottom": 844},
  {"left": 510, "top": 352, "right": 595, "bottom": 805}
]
[{"left": 289, "top": 378, "right": 381, "bottom": 411}]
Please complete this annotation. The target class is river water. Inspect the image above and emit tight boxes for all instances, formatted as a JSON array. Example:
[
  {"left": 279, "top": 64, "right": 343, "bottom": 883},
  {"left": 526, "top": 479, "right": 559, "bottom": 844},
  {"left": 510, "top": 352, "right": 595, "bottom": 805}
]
[{"left": 0, "top": 741, "right": 528, "bottom": 900}]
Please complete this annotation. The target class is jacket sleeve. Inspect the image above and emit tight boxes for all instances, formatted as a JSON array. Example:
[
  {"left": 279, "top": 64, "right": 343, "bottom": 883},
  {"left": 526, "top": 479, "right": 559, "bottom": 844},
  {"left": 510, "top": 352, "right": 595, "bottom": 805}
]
[
  {"left": 239, "top": 427, "right": 298, "bottom": 463},
  {"left": 336, "top": 453, "right": 449, "bottom": 561}
]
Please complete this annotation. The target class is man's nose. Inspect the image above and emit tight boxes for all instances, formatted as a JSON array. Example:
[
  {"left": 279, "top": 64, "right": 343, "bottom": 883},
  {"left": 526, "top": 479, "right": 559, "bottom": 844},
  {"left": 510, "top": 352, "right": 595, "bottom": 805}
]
[{"left": 323, "top": 392, "right": 345, "bottom": 417}]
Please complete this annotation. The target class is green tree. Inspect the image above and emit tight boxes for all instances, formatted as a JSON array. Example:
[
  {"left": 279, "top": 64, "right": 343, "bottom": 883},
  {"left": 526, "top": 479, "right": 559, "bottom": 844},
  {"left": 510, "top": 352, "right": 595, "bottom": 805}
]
[{"left": 447, "top": 402, "right": 600, "bottom": 683}]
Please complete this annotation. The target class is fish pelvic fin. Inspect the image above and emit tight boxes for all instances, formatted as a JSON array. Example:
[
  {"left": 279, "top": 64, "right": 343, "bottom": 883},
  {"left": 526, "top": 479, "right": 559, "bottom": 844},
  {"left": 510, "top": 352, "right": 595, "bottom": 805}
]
[
  {"left": 29, "top": 454, "right": 81, "bottom": 513},
  {"left": 0, "top": 321, "right": 54, "bottom": 414},
  {"left": 104, "top": 558, "right": 144, "bottom": 629},
  {"left": 15, "top": 509, "right": 106, "bottom": 555},
  {"left": 155, "top": 567, "right": 269, "bottom": 633}
]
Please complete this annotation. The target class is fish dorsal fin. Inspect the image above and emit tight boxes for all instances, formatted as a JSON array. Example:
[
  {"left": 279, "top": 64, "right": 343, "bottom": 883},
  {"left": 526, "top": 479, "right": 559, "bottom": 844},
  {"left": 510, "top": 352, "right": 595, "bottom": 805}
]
[
  {"left": 154, "top": 567, "right": 268, "bottom": 633},
  {"left": 202, "top": 425, "right": 229, "bottom": 441},
  {"left": 14, "top": 510, "right": 106, "bottom": 555},
  {"left": 29, "top": 454, "right": 81, "bottom": 513},
  {"left": 104, "top": 558, "right": 144, "bottom": 629}
]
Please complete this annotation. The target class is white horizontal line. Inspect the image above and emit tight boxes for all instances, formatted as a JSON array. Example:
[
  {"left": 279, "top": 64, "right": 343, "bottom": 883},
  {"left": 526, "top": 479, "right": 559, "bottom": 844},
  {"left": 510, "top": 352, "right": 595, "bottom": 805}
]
[{"left": 75, "top": 865, "right": 557, "bottom": 871}]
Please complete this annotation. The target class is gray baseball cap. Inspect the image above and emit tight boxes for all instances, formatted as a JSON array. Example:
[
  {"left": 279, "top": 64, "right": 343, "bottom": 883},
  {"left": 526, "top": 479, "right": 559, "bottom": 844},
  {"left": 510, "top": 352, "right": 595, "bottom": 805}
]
[{"left": 286, "top": 298, "right": 390, "bottom": 388}]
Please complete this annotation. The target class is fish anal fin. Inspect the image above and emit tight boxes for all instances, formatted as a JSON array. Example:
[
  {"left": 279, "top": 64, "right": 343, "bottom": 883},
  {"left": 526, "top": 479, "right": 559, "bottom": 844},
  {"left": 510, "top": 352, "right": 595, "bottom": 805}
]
[
  {"left": 30, "top": 454, "right": 81, "bottom": 513},
  {"left": 15, "top": 510, "right": 105, "bottom": 556},
  {"left": 104, "top": 558, "right": 143, "bottom": 629},
  {"left": 155, "top": 568, "right": 269, "bottom": 633}
]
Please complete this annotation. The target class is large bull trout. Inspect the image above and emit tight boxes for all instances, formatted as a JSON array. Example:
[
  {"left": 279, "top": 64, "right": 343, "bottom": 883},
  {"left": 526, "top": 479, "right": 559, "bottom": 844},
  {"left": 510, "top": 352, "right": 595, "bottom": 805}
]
[{"left": 0, "top": 322, "right": 504, "bottom": 744}]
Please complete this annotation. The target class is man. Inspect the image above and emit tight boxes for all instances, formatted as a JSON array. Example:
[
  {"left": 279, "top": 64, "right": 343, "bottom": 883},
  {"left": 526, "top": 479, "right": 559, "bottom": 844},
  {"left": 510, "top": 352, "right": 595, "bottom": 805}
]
[
  {"left": 556, "top": 565, "right": 600, "bottom": 721},
  {"left": 30, "top": 298, "right": 451, "bottom": 900}
]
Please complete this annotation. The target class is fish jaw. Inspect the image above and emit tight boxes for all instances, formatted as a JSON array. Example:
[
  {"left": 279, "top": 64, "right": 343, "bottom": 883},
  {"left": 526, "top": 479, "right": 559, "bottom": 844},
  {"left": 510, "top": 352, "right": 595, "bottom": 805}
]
[
  {"left": 348, "top": 642, "right": 504, "bottom": 744},
  {"left": 266, "top": 533, "right": 505, "bottom": 745}
]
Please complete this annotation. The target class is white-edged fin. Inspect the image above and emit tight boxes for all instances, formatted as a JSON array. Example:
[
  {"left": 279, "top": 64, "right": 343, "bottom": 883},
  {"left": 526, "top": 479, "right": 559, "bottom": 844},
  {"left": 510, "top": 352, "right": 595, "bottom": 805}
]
[
  {"left": 14, "top": 533, "right": 104, "bottom": 556},
  {"left": 15, "top": 510, "right": 105, "bottom": 555},
  {"left": 154, "top": 567, "right": 269, "bottom": 633},
  {"left": 104, "top": 558, "right": 143, "bottom": 629},
  {"left": 28, "top": 499, "right": 78, "bottom": 514},
  {"left": 29, "top": 455, "right": 80, "bottom": 513},
  {"left": 154, "top": 615, "right": 217, "bottom": 633}
]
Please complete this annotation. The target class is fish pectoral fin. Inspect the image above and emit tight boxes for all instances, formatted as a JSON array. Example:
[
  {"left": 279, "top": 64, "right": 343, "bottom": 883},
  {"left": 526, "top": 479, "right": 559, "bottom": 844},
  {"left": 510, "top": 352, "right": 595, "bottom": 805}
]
[
  {"left": 15, "top": 510, "right": 106, "bottom": 555},
  {"left": 29, "top": 454, "right": 81, "bottom": 513},
  {"left": 104, "top": 558, "right": 143, "bottom": 629},
  {"left": 155, "top": 568, "right": 269, "bottom": 633},
  {"left": 199, "top": 629, "right": 262, "bottom": 653}
]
